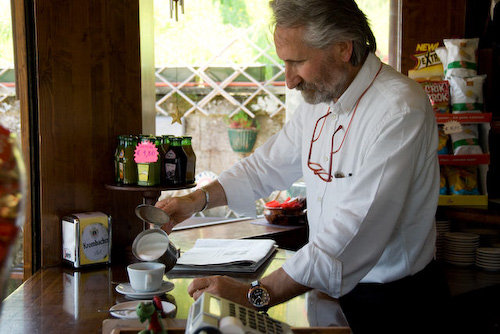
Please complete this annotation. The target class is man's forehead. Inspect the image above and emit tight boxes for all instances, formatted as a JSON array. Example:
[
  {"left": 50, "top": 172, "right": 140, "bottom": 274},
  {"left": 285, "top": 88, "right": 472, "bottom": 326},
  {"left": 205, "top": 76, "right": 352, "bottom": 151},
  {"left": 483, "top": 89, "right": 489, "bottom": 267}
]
[
  {"left": 274, "top": 25, "right": 305, "bottom": 46},
  {"left": 274, "top": 25, "right": 320, "bottom": 61}
]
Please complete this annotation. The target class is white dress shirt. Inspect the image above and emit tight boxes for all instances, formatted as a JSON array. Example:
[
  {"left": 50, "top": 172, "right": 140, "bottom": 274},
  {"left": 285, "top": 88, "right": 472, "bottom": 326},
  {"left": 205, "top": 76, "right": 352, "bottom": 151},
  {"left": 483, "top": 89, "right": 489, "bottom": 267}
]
[{"left": 218, "top": 53, "right": 440, "bottom": 298}]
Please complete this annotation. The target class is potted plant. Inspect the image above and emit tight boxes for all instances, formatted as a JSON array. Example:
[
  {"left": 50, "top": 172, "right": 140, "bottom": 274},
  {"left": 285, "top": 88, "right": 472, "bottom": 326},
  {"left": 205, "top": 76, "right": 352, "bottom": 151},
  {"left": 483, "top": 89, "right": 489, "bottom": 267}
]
[{"left": 224, "top": 111, "right": 260, "bottom": 153}]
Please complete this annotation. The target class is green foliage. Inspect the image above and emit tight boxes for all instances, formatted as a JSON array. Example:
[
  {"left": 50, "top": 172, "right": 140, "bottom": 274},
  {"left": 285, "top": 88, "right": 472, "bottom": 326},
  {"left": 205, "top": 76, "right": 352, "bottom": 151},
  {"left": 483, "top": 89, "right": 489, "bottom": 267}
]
[
  {"left": 153, "top": 0, "right": 389, "bottom": 67},
  {"left": 224, "top": 111, "right": 260, "bottom": 130},
  {"left": 0, "top": 0, "right": 389, "bottom": 69},
  {"left": 214, "top": 0, "right": 250, "bottom": 27},
  {"left": 154, "top": 0, "right": 275, "bottom": 66}
]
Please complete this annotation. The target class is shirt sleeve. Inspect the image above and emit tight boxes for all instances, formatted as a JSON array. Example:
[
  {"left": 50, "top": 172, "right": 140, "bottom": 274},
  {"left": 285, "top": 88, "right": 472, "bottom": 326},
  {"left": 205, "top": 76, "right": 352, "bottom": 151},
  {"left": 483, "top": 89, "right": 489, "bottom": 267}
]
[
  {"left": 282, "top": 105, "right": 439, "bottom": 297},
  {"left": 218, "top": 108, "right": 305, "bottom": 217}
]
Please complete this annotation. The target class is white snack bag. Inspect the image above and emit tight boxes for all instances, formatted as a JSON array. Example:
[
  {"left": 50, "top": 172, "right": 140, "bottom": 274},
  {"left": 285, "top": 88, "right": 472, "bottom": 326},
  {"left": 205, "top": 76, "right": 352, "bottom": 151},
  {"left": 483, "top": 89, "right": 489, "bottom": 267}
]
[
  {"left": 435, "top": 47, "right": 448, "bottom": 78},
  {"left": 449, "top": 74, "right": 486, "bottom": 113},
  {"left": 443, "top": 38, "right": 479, "bottom": 78},
  {"left": 450, "top": 124, "right": 483, "bottom": 155}
]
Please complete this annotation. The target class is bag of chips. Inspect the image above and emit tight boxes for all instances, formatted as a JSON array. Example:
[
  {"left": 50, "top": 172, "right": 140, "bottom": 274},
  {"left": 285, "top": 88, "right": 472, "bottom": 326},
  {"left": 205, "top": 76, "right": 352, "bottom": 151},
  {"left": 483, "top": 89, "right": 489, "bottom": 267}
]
[
  {"left": 408, "top": 43, "right": 444, "bottom": 81},
  {"left": 450, "top": 124, "right": 483, "bottom": 155},
  {"left": 449, "top": 75, "right": 486, "bottom": 113},
  {"left": 440, "top": 166, "right": 448, "bottom": 195},
  {"left": 435, "top": 47, "right": 448, "bottom": 77},
  {"left": 437, "top": 126, "right": 449, "bottom": 154},
  {"left": 420, "top": 80, "right": 450, "bottom": 113},
  {"left": 443, "top": 38, "right": 479, "bottom": 78},
  {"left": 444, "top": 165, "right": 480, "bottom": 195}
]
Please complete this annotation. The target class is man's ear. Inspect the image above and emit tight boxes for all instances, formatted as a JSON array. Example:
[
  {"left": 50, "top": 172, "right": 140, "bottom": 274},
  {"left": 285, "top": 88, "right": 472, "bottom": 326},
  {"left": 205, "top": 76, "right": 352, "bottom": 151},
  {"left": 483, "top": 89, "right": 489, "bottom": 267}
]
[{"left": 333, "top": 41, "right": 353, "bottom": 63}]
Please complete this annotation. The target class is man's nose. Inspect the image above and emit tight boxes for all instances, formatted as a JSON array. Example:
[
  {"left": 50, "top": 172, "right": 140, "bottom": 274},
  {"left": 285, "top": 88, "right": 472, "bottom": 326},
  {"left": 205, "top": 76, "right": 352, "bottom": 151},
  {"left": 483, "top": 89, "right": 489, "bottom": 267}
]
[{"left": 285, "top": 64, "right": 301, "bottom": 89}]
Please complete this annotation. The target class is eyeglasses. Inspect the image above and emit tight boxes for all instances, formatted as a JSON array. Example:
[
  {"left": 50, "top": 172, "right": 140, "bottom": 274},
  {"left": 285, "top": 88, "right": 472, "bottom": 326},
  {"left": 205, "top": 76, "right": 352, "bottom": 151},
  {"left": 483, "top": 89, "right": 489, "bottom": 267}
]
[
  {"left": 306, "top": 62, "right": 383, "bottom": 182},
  {"left": 307, "top": 109, "right": 344, "bottom": 182}
]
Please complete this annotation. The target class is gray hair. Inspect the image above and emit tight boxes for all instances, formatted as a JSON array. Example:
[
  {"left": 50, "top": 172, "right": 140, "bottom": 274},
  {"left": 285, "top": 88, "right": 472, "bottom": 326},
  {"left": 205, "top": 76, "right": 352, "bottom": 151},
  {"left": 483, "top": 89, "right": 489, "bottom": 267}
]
[{"left": 269, "top": 0, "right": 376, "bottom": 66}]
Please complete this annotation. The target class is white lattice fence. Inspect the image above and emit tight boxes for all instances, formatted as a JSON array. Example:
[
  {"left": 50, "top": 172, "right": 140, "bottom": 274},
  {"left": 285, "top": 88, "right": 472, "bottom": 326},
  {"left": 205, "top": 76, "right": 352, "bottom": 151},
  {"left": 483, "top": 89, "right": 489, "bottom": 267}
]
[{"left": 155, "top": 24, "right": 286, "bottom": 121}]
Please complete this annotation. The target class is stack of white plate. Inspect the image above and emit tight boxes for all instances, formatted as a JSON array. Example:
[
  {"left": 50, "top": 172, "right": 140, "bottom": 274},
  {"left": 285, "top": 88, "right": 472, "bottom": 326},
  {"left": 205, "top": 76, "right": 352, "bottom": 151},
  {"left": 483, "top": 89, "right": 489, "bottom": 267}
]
[
  {"left": 463, "top": 228, "right": 500, "bottom": 247},
  {"left": 435, "top": 220, "right": 451, "bottom": 261},
  {"left": 475, "top": 247, "right": 500, "bottom": 271},
  {"left": 444, "top": 232, "right": 480, "bottom": 266}
]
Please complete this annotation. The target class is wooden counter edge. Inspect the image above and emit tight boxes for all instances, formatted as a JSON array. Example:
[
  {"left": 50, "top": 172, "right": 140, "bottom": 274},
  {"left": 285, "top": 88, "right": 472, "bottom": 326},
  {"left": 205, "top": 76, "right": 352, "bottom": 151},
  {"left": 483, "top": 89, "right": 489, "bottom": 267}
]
[
  {"left": 104, "top": 320, "right": 351, "bottom": 334},
  {"left": 110, "top": 327, "right": 351, "bottom": 334},
  {"left": 109, "top": 328, "right": 352, "bottom": 334},
  {"left": 292, "top": 327, "right": 351, "bottom": 333}
]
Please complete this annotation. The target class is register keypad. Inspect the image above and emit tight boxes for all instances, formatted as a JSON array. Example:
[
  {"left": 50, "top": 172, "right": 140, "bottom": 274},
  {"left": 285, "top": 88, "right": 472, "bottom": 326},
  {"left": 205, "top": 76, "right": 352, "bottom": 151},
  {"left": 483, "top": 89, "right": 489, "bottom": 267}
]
[{"left": 228, "top": 302, "right": 285, "bottom": 334}]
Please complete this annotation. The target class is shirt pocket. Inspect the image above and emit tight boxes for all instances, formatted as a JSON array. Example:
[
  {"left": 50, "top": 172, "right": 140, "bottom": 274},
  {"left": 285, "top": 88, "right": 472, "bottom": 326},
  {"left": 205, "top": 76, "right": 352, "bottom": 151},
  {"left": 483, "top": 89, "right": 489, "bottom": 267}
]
[
  {"left": 311, "top": 176, "right": 355, "bottom": 231},
  {"left": 324, "top": 176, "right": 355, "bottom": 203}
]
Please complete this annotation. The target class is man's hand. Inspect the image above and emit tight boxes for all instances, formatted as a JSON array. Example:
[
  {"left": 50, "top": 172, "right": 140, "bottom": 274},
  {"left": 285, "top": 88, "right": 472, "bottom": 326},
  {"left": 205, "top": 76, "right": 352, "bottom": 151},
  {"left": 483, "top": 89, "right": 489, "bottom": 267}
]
[
  {"left": 188, "top": 275, "right": 252, "bottom": 308},
  {"left": 155, "top": 181, "right": 228, "bottom": 233},
  {"left": 155, "top": 195, "right": 198, "bottom": 233}
]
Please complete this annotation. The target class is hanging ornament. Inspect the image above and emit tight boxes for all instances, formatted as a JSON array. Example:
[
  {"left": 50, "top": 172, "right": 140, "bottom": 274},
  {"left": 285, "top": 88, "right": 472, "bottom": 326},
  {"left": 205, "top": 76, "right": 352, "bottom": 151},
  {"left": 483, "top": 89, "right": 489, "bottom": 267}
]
[
  {"left": 170, "top": 0, "right": 185, "bottom": 21},
  {"left": 171, "top": 109, "right": 182, "bottom": 125}
]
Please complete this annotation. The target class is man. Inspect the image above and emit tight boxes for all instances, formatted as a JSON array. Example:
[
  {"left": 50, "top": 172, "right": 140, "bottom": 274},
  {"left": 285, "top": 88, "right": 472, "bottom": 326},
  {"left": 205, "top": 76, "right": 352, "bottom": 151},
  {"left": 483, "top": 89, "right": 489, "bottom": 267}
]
[{"left": 156, "top": 0, "right": 449, "bottom": 332}]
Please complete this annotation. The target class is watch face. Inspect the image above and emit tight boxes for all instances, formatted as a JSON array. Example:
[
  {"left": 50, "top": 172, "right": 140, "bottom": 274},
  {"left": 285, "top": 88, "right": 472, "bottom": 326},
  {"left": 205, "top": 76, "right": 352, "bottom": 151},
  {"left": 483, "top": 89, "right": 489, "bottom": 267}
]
[{"left": 249, "top": 287, "right": 270, "bottom": 307}]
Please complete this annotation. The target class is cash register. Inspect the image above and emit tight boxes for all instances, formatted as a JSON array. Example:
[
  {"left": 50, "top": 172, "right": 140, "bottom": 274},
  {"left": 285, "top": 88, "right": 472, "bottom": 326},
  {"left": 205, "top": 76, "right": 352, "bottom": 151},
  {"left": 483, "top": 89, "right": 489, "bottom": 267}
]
[{"left": 185, "top": 292, "right": 293, "bottom": 334}]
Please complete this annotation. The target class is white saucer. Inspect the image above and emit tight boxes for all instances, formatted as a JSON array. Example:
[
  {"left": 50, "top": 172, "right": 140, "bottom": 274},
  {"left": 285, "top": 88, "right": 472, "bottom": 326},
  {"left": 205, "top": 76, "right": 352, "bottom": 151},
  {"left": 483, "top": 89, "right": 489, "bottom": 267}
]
[
  {"left": 109, "top": 300, "right": 176, "bottom": 319},
  {"left": 115, "top": 281, "right": 175, "bottom": 299}
]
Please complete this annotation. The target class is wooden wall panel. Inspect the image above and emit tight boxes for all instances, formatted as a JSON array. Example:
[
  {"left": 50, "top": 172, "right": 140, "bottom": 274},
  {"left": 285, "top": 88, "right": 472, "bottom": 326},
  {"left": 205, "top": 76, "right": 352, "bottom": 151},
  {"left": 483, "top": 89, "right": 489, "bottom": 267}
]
[
  {"left": 400, "top": 0, "right": 467, "bottom": 75},
  {"left": 34, "top": 0, "right": 145, "bottom": 267}
]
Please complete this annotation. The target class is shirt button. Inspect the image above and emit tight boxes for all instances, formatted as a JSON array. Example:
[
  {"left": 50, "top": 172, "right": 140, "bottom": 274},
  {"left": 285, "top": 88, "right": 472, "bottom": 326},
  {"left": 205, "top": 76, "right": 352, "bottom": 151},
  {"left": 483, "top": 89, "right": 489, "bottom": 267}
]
[
  {"left": 317, "top": 196, "right": 322, "bottom": 202},
  {"left": 323, "top": 156, "right": 329, "bottom": 162}
]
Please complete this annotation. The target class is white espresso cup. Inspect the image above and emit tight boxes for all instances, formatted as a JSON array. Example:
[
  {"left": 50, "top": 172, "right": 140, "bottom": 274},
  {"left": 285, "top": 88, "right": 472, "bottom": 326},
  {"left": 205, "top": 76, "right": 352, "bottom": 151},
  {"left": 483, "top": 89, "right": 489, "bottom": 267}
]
[{"left": 127, "top": 262, "right": 166, "bottom": 292}]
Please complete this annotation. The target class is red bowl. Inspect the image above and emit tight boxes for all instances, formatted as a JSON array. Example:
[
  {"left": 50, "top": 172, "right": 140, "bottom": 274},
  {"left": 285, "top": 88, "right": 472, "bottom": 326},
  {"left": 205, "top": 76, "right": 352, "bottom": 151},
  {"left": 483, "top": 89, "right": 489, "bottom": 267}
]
[{"left": 263, "top": 206, "right": 307, "bottom": 226}]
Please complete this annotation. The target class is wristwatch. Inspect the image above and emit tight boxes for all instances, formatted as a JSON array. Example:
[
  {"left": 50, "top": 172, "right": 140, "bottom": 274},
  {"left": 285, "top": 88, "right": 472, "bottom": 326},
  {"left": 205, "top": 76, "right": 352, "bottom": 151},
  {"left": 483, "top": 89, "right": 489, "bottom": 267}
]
[{"left": 247, "top": 280, "right": 270, "bottom": 312}]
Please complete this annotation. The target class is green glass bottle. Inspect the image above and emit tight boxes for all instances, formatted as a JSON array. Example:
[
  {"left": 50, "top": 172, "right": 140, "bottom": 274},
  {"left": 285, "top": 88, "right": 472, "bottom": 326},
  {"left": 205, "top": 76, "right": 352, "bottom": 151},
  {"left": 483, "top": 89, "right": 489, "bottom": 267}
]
[
  {"left": 122, "top": 135, "right": 138, "bottom": 185},
  {"left": 164, "top": 137, "right": 187, "bottom": 185},
  {"left": 155, "top": 136, "right": 166, "bottom": 184},
  {"left": 162, "top": 135, "right": 172, "bottom": 154},
  {"left": 182, "top": 136, "right": 196, "bottom": 184},
  {"left": 137, "top": 136, "right": 161, "bottom": 186},
  {"left": 114, "top": 135, "right": 126, "bottom": 184}
]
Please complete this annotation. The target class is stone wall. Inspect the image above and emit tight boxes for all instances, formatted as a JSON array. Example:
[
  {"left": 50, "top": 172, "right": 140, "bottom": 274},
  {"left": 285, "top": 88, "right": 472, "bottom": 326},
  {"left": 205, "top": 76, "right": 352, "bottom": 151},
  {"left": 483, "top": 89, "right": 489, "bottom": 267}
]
[
  {"left": 185, "top": 111, "right": 285, "bottom": 177},
  {"left": 159, "top": 94, "right": 286, "bottom": 177}
]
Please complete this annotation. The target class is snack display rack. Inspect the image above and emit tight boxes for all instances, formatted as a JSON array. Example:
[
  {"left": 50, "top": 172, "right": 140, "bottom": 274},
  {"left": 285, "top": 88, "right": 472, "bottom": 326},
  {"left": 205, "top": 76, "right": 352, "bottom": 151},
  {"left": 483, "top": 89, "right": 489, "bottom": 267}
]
[{"left": 436, "top": 112, "right": 491, "bottom": 207}]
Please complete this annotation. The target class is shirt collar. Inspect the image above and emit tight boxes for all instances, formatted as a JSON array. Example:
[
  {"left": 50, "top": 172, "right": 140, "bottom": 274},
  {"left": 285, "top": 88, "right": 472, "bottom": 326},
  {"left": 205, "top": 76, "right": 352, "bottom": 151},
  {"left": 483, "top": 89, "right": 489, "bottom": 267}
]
[{"left": 331, "top": 53, "right": 382, "bottom": 115}]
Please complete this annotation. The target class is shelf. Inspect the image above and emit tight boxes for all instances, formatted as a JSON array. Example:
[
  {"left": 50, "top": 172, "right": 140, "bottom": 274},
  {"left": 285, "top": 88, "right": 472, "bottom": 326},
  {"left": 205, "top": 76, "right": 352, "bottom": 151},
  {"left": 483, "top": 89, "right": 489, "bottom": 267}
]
[
  {"left": 438, "top": 154, "right": 490, "bottom": 165},
  {"left": 105, "top": 182, "right": 196, "bottom": 192},
  {"left": 105, "top": 182, "right": 196, "bottom": 205},
  {"left": 435, "top": 112, "right": 492, "bottom": 124},
  {"left": 439, "top": 195, "right": 488, "bottom": 207}
]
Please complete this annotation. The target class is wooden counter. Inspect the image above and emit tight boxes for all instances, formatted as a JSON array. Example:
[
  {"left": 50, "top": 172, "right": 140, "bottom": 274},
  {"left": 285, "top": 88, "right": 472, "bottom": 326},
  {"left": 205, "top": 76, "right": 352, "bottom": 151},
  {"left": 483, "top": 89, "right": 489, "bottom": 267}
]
[
  {"left": 0, "top": 251, "right": 310, "bottom": 334},
  {"left": 0, "top": 219, "right": 314, "bottom": 334},
  {"left": 2, "top": 217, "right": 500, "bottom": 333}
]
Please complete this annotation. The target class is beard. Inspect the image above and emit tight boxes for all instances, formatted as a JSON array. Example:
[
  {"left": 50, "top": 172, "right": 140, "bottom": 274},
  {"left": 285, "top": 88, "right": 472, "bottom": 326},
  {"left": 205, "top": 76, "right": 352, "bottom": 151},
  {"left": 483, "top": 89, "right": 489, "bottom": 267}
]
[{"left": 296, "top": 57, "right": 350, "bottom": 105}]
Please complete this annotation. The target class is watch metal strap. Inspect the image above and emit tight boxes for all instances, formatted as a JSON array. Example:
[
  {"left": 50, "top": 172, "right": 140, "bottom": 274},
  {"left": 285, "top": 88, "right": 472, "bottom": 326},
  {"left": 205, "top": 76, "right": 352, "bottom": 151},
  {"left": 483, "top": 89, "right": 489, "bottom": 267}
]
[{"left": 199, "top": 186, "right": 209, "bottom": 211}]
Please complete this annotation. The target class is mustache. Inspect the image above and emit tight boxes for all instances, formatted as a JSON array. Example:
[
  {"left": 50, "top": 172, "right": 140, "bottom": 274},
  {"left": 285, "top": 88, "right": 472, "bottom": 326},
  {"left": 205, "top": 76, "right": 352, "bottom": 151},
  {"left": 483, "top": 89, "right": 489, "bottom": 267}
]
[{"left": 296, "top": 81, "right": 317, "bottom": 91}]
